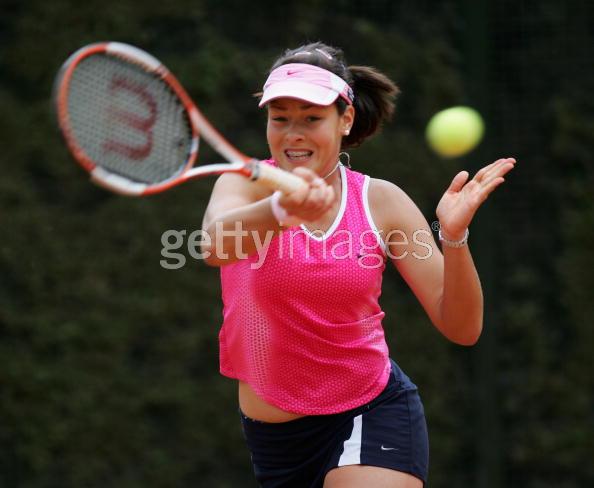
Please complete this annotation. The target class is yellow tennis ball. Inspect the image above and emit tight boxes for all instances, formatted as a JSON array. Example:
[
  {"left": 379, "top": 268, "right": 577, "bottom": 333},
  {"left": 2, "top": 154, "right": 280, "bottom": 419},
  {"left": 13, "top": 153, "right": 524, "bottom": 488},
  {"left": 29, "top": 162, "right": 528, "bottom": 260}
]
[{"left": 426, "top": 106, "right": 485, "bottom": 158}]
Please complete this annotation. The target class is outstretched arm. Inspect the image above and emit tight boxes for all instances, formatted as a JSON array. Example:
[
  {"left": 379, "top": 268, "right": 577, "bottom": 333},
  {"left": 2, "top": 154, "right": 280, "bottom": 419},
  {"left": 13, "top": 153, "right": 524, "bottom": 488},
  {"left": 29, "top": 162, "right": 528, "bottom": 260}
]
[
  {"left": 435, "top": 157, "right": 516, "bottom": 344},
  {"left": 370, "top": 157, "right": 516, "bottom": 345}
]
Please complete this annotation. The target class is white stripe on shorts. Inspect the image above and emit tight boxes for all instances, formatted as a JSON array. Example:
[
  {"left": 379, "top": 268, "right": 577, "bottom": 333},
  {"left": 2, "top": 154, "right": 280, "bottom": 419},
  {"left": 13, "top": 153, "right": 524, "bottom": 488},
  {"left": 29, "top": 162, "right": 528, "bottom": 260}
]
[{"left": 338, "top": 414, "right": 362, "bottom": 466}]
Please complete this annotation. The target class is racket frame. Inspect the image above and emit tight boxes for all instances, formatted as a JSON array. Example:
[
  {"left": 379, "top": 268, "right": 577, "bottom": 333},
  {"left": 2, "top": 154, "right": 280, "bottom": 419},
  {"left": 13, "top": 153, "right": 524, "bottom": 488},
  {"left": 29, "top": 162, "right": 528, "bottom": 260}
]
[{"left": 54, "top": 42, "right": 303, "bottom": 196}]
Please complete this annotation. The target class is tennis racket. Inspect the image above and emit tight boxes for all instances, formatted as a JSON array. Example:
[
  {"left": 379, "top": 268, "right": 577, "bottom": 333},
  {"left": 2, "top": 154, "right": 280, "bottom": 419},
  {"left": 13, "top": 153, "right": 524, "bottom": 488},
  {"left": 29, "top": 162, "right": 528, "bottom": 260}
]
[{"left": 53, "top": 42, "right": 306, "bottom": 196}]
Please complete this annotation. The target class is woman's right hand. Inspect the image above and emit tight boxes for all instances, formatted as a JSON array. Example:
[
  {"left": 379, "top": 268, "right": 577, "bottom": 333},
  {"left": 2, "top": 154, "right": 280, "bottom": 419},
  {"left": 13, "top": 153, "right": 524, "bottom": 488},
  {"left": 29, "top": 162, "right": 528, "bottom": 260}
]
[{"left": 275, "top": 167, "right": 335, "bottom": 224}]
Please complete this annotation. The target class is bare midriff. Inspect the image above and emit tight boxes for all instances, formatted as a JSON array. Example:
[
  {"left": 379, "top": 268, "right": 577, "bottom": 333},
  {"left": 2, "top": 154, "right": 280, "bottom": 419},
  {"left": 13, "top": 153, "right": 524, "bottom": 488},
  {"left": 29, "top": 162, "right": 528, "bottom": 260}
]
[{"left": 238, "top": 381, "right": 306, "bottom": 423}]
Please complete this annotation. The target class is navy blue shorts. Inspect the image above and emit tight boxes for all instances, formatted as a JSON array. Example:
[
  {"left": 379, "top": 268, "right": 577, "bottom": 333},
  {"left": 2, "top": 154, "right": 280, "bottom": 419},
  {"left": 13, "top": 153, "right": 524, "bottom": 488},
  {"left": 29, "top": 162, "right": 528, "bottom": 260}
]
[{"left": 239, "top": 359, "right": 429, "bottom": 487}]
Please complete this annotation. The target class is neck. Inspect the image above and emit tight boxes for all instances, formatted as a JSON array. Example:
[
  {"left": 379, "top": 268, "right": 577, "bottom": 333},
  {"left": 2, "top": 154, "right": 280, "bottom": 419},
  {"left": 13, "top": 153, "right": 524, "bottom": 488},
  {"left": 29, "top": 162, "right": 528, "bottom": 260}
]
[
  {"left": 323, "top": 161, "right": 342, "bottom": 180},
  {"left": 323, "top": 162, "right": 343, "bottom": 192}
]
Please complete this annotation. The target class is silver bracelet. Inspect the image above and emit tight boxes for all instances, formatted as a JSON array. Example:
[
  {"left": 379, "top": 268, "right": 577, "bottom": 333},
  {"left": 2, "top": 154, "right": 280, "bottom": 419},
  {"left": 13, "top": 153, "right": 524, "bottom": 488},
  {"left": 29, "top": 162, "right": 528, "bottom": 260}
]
[{"left": 438, "top": 228, "right": 469, "bottom": 248}]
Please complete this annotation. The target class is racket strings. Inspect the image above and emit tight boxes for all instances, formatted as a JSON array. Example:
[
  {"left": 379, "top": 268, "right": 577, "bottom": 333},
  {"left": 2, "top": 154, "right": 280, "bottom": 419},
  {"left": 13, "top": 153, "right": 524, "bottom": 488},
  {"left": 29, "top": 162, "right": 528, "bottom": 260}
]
[{"left": 67, "top": 54, "right": 193, "bottom": 184}]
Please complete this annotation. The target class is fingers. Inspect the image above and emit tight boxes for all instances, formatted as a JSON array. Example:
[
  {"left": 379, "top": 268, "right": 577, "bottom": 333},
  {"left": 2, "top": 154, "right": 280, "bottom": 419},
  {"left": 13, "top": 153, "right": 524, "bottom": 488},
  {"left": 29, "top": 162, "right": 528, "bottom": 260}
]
[
  {"left": 480, "top": 159, "right": 515, "bottom": 192},
  {"left": 452, "top": 158, "right": 516, "bottom": 195},
  {"left": 277, "top": 167, "right": 335, "bottom": 222},
  {"left": 472, "top": 158, "right": 515, "bottom": 203},
  {"left": 473, "top": 176, "right": 505, "bottom": 205},
  {"left": 458, "top": 157, "right": 516, "bottom": 207},
  {"left": 437, "top": 157, "right": 515, "bottom": 233},
  {"left": 474, "top": 157, "right": 516, "bottom": 184},
  {"left": 447, "top": 171, "right": 470, "bottom": 193},
  {"left": 301, "top": 176, "right": 334, "bottom": 214},
  {"left": 279, "top": 167, "right": 319, "bottom": 206}
]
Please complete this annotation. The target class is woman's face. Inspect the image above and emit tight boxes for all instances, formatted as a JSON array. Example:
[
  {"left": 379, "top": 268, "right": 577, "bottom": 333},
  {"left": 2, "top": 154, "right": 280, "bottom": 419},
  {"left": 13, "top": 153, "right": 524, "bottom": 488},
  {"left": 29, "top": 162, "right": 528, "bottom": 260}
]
[{"left": 266, "top": 98, "right": 354, "bottom": 177}]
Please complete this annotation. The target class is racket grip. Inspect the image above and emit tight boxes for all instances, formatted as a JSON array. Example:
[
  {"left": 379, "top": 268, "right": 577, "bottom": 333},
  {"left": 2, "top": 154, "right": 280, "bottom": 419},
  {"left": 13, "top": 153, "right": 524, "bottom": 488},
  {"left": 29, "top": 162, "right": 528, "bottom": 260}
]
[{"left": 252, "top": 161, "right": 308, "bottom": 194}]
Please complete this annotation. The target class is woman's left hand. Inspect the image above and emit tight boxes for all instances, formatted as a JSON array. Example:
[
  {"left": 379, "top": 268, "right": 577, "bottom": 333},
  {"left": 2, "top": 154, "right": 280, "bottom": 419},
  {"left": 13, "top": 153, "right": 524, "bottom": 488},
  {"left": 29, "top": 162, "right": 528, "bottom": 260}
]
[{"left": 436, "top": 157, "right": 516, "bottom": 240}]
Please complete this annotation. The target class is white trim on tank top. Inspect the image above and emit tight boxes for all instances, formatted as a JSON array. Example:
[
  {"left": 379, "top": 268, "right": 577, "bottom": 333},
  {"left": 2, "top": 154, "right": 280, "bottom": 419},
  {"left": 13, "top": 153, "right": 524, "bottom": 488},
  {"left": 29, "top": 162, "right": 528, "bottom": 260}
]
[{"left": 362, "top": 175, "right": 387, "bottom": 254}]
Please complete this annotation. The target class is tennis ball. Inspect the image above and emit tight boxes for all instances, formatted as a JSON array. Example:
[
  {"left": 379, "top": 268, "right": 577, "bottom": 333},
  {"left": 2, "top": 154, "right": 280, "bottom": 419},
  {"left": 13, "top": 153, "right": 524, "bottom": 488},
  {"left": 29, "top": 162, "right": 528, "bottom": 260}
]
[{"left": 426, "top": 106, "right": 485, "bottom": 158}]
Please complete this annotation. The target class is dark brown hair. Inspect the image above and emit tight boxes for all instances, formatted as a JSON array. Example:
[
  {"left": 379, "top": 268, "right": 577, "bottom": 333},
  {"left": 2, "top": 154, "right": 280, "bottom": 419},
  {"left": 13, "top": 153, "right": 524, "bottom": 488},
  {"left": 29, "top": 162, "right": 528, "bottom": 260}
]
[{"left": 268, "top": 42, "right": 400, "bottom": 148}]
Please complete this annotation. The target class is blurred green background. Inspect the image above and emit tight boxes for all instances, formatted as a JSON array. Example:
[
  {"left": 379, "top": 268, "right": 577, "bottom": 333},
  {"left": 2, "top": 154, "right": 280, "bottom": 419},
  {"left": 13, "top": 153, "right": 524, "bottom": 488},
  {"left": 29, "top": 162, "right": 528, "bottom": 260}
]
[{"left": 1, "top": 0, "right": 592, "bottom": 486}]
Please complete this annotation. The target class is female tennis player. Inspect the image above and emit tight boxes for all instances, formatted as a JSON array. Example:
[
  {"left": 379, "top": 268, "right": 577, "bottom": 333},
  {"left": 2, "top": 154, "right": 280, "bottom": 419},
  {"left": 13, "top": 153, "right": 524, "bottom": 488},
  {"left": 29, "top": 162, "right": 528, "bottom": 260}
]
[{"left": 201, "top": 42, "right": 515, "bottom": 487}]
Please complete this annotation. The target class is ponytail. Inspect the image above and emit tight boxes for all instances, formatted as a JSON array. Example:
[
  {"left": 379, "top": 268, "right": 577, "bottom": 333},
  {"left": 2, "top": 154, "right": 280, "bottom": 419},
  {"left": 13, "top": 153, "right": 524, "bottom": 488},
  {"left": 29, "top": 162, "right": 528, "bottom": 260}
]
[{"left": 343, "top": 65, "right": 399, "bottom": 148}]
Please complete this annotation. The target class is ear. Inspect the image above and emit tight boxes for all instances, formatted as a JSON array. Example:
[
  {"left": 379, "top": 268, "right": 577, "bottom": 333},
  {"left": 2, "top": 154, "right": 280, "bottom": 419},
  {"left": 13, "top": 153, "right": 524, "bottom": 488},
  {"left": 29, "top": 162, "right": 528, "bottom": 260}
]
[{"left": 341, "top": 105, "right": 355, "bottom": 134}]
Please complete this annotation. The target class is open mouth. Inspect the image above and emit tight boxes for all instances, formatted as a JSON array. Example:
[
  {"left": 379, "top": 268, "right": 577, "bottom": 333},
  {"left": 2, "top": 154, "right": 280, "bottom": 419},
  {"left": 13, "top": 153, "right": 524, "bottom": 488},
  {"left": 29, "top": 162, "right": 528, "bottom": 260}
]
[{"left": 285, "top": 150, "right": 313, "bottom": 163}]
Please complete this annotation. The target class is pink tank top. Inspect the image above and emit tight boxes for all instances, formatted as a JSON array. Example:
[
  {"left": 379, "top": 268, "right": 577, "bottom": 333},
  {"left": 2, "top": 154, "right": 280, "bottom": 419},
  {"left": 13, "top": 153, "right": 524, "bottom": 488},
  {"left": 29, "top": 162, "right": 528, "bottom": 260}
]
[{"left": 219, "top": 164, "right": 391, "bottom": 415}]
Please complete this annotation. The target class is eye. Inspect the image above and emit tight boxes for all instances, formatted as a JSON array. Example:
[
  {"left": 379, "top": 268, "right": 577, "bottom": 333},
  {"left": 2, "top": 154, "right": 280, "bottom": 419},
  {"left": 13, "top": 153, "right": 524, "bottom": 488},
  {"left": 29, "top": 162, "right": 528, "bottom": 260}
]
[
  {"left": 271, "top": 116, "right": 288, "bottom": 122},
  {"left": 306, "top": 116, "right": 322, "bottom": 122}
]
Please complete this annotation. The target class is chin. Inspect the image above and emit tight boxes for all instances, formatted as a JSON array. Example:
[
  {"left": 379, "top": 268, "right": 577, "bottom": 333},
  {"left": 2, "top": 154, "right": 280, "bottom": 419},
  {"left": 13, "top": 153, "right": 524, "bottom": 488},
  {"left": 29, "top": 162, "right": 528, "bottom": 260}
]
[{"left": 281, "top": 159, "right": 316, "bottom": 172}]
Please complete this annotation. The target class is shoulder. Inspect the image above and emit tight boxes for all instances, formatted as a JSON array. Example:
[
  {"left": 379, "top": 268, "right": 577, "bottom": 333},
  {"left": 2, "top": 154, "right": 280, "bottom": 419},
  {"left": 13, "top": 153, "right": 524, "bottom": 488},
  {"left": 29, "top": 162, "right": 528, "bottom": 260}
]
[
  {"left": 367, "top": 177, "right": 424, "bottom": 233},
  {"left": 368, "top": 178, "right": 418, "bottom": 214},
  {"left": 368, "top": 177, "right": 410, "bottom": 205}
]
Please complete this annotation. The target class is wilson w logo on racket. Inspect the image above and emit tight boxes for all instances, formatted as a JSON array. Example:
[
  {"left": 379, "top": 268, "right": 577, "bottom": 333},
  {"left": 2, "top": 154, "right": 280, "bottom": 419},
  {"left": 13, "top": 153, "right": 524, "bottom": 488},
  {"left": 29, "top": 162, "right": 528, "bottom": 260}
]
[
  {"left": 102, "top": 75, "right": 158, "bottom": 160},
  {"left": 53, "top": 42, "right": 306, "bottom": 196}
]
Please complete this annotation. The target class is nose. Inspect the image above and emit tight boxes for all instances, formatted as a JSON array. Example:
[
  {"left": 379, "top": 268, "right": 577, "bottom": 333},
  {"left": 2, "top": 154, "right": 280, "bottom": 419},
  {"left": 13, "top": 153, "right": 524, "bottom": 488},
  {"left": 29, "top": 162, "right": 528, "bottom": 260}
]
[{"left": 284, "top": 121, "right": 305, "bottom": 143}]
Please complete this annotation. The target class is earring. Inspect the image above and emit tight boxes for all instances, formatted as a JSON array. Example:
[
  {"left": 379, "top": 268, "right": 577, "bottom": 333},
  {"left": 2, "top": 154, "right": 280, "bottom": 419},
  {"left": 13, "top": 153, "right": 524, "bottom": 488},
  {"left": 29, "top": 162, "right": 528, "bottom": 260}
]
[
  {"left": 343, "top": 128, "right": 350, "bottom": 135},
  {"left": 338, "top": 152, "right": 351, "bottom": 168}
]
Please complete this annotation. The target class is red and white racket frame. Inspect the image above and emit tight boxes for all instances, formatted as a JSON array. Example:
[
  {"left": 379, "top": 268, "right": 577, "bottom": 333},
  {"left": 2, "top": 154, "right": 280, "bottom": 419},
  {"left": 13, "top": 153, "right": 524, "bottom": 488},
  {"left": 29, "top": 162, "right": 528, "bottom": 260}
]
[{"left": 54, "top": 42, "right": 306, "bottom": 196}]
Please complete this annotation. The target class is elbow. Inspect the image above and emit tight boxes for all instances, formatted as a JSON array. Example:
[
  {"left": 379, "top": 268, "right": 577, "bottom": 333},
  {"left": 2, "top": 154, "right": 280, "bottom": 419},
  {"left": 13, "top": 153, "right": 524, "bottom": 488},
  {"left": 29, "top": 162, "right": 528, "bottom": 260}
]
[
  {"left": 202, "top": 252, "right": 222, "bottom": 267},
  {"left": 450, "top": 324, "right": 483, "bottom": 346},
  {"left": 201, "top": 241, "right": 226, "bottom": 267},
  {"left": 200, "top": 224, "right": 224, "bottom": 267},
  {"left": 200, "top": 233, "right": 240, "bottom": 267},
  {"left": 453, "top": 334, "right": 481, "bottom": 347},
  {"left": 439, "top": 318, "right": 482, "bottom": 346}
]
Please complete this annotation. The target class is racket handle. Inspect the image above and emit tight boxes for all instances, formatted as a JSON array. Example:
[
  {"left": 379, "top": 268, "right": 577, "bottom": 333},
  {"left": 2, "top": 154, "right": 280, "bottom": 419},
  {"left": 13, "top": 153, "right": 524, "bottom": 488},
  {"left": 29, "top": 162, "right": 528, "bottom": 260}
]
[{"left": 251, "top": 161, "right": 309, "bottom": 194}]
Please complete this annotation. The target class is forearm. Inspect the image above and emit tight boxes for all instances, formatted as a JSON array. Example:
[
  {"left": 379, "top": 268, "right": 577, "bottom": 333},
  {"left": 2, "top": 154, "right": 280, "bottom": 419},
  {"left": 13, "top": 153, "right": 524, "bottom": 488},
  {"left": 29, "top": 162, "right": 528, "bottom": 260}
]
[
  {"left": 438, "top": 244, "right": 484, "bottom": 345},
  {"left": 432, "top": 158, "right": 516, "bottom": 342},
  {"left": 202, "top": 197, "right": 282, "bottom": 266}
]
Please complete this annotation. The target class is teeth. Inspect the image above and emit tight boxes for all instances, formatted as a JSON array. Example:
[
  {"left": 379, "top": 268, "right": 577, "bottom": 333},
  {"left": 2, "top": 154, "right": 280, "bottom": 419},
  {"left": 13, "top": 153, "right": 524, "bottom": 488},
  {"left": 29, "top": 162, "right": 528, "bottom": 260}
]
[{"left": 286, "top": 150, "right": 312, "bottom": 159}]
